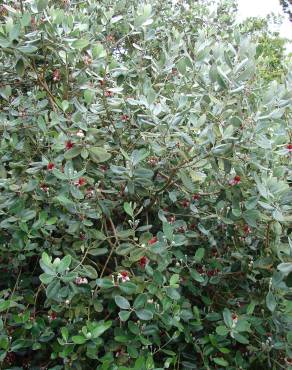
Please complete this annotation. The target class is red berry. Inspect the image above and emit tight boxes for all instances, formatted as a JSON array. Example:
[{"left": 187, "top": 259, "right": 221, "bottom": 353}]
[
  {"left": 148, "top": 236, "right": 158, "bottom": 245},
  {"left": 192, "top": 194, "right": 201, "bottom": 201},
  {"left": 47, "top": 162, "right": 55, "bottom": 170},
  {"left": 105, "top": 90, "right": 113, "bottom": 97},
  {"left": 40, "top": 183, "right": 49, "bottom": 192},
  {"left": 168, "top": 215, "right": 176, "bottom": 224},
  {"left": 177, "top": 226, "right": 186, "bottom": 233},
  {"left": 65, "top": 140, "right": 74, "bottom": 150},
  {"left": 181, "top": 200, "right": 190, "bottom": 208},
  {"left": 52, "top": 69, "right": 61, "bottom": 82},
  {"left": 243, "top": 225, "right": 251, "bottom": 234},
  {"left": 100, "top": 165, "right": 108, "bottom": 171},
  {"left": 106, "top": 35, "right": 114, "bottom": 42},
  {"left": 49, "top": 312, "right": 57, "bottom": 320},
  {"left": 229, "top": 175, "right": 241, "bottom": 186},
  {"left": 287, "top": 144, "right": 292, "bottom": 151},
  {"left": 77, "top": 177, "right": 86, "bottom": 187},
  {"left": 79, "top": 233, "right": 86, "bottom": 240},
  {"left": 121, "top": 114, "right": 129, "bottom": 121},
  {"left": 139, "top": 256, "right": 148, "bottom": 268}
]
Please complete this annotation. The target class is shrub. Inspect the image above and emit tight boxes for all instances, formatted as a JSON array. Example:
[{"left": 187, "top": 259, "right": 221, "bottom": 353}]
[{"left": 0, "top": 0, "right": 292, "bottom": 369}]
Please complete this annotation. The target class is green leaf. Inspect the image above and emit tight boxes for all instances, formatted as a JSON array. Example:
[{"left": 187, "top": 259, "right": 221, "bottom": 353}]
[
  {"left": 46, "top": 280, "right": 61, "bottom": 300},
  {"left": 190, "top": 269, "right": 204, "bottom": 283},
  {"left": 92, "top": 43, "right": 106, "bottom": 58},
  {"left": 89, "top": 147, "right": 111, "bottom": 163},
  {"left": 179, "top": 169, "right": 195, "bottom": 192},
  {"left": 194, "top": 248, "right": 205, "bottom": 262},
  {"left": 170, "top": 274, "right": 180, "bottom": 287},
  {"left": 243, "top": 210, "right": 260, "bottom": 227},
  {"left": 64, "top": 147, "right": 82, "bottom": 159},
  {"left": 119, "top": 310, "right": 131, "bottom": 322},
  {"left": 278, "top": 263, "right": 292, "bottom": 275},
  {"left": 119, "top": 282, "right": 137, "bottom": 295},
  {"left": 287, "top": 332, "right": 292, "bottom": 344},
  {"left": 133, "top": 294, "right": 147, "bottom": 309},
  {"left": 54, "top": 195, "right": 75, "bottom": 208},
  {"left": 0, "top": 86, "right": 12, "bottom": 100},
  {"left": 15, "top": 59, "right": 25, "bottom": 77},
  {"left": 88, "top": 248, "right": 108, "bottom": 256},
  {"left": 233, "top": 333, "right": 249, "bottom": 344},
  {"left": 0, "top": 300, "right": 10, "bottom": 312},
  {"left": 213, "top": 357, "right": 229, "bottom": 367},
  {"left": 135, "top": 309, "right": 153, "bottom": 321},
  {"left": 84, "top": 89, "right": 94, "bottom": 104},
  {"left": 163, "top": 222, "right": 173, "bottom": 241},
  {"left": 61, "top": 272, "right": 78, "bottom": 282},
  {"left": 96, "top": 278, "right": 114, "bottom": 289},
  {"left": 115, "top": 295, "right": 131, "bottom": 310},
  {"left": 266, "top": 291, "right": 277, "bottom": 312},
  {"left": 70, "top": 185, "right": 84, "bottom": 200},
  {"left": 216, "top": 326, "right": 229, "bottom": 336},
  {"left": 166, "top": 287, "right": 180, "bottom": 300},
  {"left": 124, "top": 202, "right": 134, "bottom": 218},
  {"left": 72, "top": 38, "right": 89, "bottom": 50},
  {"left": 61, "top": 327, "right": 69, "bottom": 341},
  {"left": 212, "top": 143, "right": 233, "bottom": 155},
  {"left": 246, "top": 301, "right": 256, "bottom": 314},
  {"left": 223, "top": 308, "right": 233, "bottom": 328},
  {"left": 37, "top": 0, "right": 48, "bottom": 11},
  {"left": 56, "top": 255, "right": 71, "bottom": 274},
  {"left": 72, "top": 335, "right": 87, "bottom": 344},
  {"left": 92, "top": 321, "right": 112, "bottom": 338},
  {"left": 39, "top": 273, "right": 55, "bottom": 284},
  {"left": 17, "top": 45, "right": 38, "bottom": 53}
]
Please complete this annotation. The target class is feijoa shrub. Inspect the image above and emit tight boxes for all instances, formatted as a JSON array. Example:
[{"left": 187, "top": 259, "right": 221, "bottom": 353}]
[{"left": 0, "top": 0, "right": 292, "bottom": 369}]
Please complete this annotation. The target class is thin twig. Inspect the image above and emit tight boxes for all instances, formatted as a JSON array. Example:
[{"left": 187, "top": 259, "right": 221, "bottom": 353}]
[{"left": 4, "top": 268, "right": 22, "bottom": 325}]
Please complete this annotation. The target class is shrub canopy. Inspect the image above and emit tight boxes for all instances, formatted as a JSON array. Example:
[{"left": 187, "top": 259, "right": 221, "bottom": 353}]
[{"left": 0, "top": 0, "right": 292, "bottom": 369}]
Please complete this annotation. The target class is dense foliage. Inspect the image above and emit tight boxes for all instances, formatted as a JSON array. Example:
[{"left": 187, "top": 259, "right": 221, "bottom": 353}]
[{"left": 0, "top": 0, "right": 292, "bottom": 369}]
